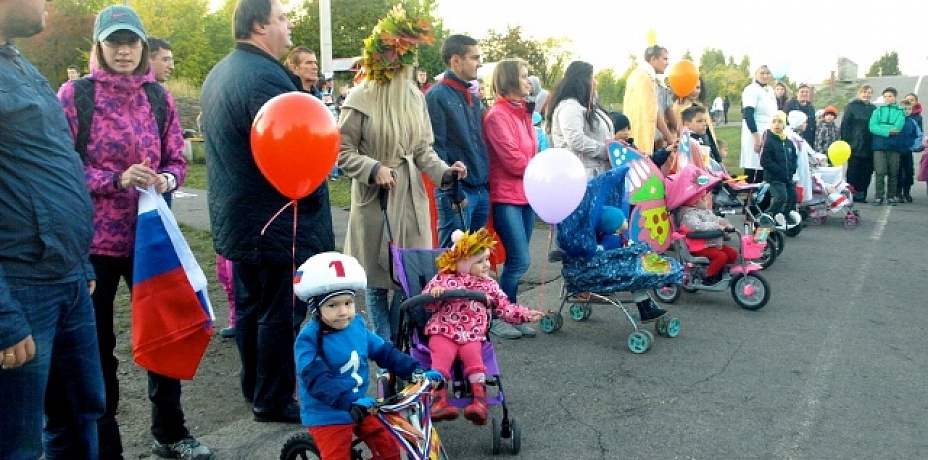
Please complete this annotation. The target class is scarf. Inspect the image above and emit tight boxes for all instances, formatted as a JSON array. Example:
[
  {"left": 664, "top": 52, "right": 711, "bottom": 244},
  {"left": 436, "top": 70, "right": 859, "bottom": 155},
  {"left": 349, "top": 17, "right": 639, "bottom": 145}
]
[{"left": 442, "top": 75, "right": 473, "bottom": 106}]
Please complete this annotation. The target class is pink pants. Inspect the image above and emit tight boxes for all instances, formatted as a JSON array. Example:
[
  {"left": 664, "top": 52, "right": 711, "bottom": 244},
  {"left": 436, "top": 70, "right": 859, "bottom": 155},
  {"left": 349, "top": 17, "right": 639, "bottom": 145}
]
[
  {"left": 428, "top": 335, "right": 486, "bottom": 379},
  {"left": 215, "top": 255, "right": 236, "bottom": 326}
]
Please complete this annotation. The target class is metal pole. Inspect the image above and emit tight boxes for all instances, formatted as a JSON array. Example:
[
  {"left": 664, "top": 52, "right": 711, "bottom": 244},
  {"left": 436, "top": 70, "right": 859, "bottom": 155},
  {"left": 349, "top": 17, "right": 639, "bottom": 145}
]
[{"left": 319, "top": 0, "right": 333, "bottom": 79}]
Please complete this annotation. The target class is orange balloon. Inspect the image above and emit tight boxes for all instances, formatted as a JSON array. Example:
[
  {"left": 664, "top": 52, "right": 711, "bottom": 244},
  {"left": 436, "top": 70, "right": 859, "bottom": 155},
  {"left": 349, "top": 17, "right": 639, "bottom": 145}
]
[
  {"left": 251, "top": 92, "right": 340, "bottom": 200},
  {"left": 667, "top": 60, "right": 699, "bottom": 98}
]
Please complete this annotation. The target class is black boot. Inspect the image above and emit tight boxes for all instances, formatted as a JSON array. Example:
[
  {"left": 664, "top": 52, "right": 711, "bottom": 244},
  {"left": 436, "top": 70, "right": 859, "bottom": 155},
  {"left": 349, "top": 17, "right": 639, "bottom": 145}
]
[{"left": 636, "top": 298, "right": 667, "bottom": 323}]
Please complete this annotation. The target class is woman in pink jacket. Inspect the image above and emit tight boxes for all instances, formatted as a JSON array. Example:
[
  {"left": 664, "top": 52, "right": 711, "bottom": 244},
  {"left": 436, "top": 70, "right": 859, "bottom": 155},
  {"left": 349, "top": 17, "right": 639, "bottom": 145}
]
[
  {"left": 57, "top": 6, "right": 204, "bottom": 460},
  {"left": 483, "top": 58, "right": 537, "bottom": 313}
]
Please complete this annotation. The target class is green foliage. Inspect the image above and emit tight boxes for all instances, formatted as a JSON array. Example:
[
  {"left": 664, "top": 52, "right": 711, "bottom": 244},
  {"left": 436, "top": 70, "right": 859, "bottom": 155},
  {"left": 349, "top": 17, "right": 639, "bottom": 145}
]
[
  {"left": 866, "top": 51, "right": 901, "bottom": 77},
  {"left": 17, "top": 1, "right": 94, "bottom": 88},
  {"left": 595, "top": 68, "right": 625, "bottom": 111},
  {"left": 477, "top": 26, "right": 571, "bottom": 90}
]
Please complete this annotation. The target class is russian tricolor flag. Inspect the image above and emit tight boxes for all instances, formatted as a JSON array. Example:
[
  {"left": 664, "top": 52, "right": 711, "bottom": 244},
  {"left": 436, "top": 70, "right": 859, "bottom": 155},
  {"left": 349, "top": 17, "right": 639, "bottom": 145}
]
[{"left": 132, "top": 186, "right": 214, "bottom": 380}]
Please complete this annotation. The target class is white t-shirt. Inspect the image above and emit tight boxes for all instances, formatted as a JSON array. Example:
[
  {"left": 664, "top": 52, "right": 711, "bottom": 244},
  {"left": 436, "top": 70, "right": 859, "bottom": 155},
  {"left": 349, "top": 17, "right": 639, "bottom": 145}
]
[{"left": 739, "top": 82, "right": 778, "bottom": 169}]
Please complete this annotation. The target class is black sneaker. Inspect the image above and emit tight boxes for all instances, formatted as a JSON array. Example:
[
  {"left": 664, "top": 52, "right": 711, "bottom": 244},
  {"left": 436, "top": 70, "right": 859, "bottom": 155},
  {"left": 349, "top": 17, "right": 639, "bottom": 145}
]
[
  {"left": 636, "top": 299, "right": 667, "bottom": 323},
  {"left": 548, "top": 249, "right": 565, "bottom": 262},
  {"left": 152, "top": 437, "right": 214, "bottom": 460},
  {"left": 873, "top": 198, "right": 883, "bottom": 206},
  {"left": 253, "top": 401, "right": 301, "bottom": 423},
  {"left": 905, "top": 194, "right": 913, "bottom": 203}
]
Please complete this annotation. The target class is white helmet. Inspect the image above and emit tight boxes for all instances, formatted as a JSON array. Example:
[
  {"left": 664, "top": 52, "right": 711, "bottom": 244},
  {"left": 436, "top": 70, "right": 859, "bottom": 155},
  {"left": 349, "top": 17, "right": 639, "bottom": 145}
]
[{"left": 293, "top": 252, "right": 367, "bottom": 304}]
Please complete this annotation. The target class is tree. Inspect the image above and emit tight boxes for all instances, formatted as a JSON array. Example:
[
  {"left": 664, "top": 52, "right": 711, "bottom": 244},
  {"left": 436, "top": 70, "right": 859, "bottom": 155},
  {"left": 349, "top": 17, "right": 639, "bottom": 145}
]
[
  {"left": 595, "top": 68, "right": 624, "bottom": 110},
  {"left": 18, "top": 1, "right": 94, "bottom": 88},
  {"left": 698, "top": 48, "right": 728, "bottom": 74},
  {"left": 866, "top": 51, "right": 901, "bottom": 77},
  {"left": 134, "top": 0, "right": 213, "bottom": 83},
  {"left": 478, "top": 26, "right": 571, "bottom": 89}
]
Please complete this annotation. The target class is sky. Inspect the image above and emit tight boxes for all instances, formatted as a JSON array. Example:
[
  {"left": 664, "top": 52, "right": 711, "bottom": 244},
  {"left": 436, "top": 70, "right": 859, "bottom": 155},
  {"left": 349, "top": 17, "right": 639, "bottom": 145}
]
[{"left": 432, "top": 0, "right": 928, "bottom": 83}]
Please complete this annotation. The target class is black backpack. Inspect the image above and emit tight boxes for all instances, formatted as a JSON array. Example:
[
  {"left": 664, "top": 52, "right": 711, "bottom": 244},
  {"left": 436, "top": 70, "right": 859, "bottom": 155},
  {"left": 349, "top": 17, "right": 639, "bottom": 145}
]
[{"left": 72, "top": 77, "right": 168, "bottom": 159}]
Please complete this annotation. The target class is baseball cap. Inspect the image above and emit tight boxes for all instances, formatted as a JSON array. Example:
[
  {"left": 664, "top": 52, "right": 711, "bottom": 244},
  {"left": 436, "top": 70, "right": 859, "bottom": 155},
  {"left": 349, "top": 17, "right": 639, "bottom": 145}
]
[{"left": 94, "top": 5, "right": 147, "bottom": 43}]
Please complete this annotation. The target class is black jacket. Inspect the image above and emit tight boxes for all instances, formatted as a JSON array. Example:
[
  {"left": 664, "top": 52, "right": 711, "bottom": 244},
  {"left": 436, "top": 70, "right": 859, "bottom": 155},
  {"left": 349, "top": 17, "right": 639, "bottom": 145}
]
[
  {"left": 840, "top": 99, "right": 876, "bottom": 159},
  {"left": 784, "top": 99, "right": 816, "bottom": 146},
  {"left": 760, "top": 131, "right": 797, "bottom": 183},
  {"left": 200, "top": 43, "right": 334, "bottom": 265}
]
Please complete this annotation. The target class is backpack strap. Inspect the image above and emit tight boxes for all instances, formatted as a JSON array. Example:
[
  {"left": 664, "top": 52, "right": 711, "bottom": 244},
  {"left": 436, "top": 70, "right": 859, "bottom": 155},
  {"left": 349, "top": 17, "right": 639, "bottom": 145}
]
[
  {"left": 73, "top": 79, "right": 168, "bottom": 160},
  {"left": 73, "top": 78, "right": 95, "bottom": 160},
  {"left": 143, "top": 81, "right": 168, "bottom": 139}
]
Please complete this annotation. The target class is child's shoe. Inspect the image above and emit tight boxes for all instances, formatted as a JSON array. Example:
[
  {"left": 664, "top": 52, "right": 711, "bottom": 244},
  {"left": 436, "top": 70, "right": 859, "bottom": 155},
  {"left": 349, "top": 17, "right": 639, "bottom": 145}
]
[
  {"left": 636, "top": 298, "right": 667, "bottom": 323},
  {"left": 463, "top": 383, "right": 488, "bottom": 425},
  {"left": 431, "top": 387, "right": 459, "bottom": 422}
]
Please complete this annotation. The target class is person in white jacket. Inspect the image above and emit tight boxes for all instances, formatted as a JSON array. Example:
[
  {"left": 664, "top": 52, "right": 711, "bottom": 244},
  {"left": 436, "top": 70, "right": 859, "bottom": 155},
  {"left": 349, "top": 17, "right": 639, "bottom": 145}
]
[{"left": 546, "top": 61, "right": 614, "bottom": 179}]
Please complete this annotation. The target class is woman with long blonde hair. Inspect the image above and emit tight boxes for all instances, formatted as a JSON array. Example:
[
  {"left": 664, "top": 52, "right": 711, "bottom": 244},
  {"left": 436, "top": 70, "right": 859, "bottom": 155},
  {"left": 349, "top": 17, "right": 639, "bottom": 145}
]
[{"left": 337, "top": 5, "right": 466, "bottom": 342}]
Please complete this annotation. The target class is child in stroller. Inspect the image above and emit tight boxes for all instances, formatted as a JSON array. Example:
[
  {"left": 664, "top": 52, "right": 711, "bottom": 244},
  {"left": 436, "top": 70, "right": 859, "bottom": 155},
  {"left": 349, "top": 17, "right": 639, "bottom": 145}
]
[
  {"left": 422, "top": 229, "right": 543, "bottom": 425},
  {"left": 291, "top": 252, "right": 444, "bottom": 460},
  {"left": 674, "top": 191, "right": 738, "bottom": 286}
]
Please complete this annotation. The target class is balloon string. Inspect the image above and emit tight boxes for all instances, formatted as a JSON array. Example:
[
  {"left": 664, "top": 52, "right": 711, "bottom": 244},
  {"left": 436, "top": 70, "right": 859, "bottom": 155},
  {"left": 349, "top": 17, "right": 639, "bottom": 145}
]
[
  {"left": 538, "top": 224, "right": 554, "bottom": 312},
  {"left": 261, "top": 199, "right": 295, "bottom": 236},
  {"left": 291, "top": 201, "right": 298, "bottom": 338}
]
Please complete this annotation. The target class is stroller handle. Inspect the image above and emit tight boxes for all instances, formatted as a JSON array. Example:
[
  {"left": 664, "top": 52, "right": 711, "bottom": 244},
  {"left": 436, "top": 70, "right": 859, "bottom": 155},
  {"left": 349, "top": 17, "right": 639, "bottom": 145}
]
[{"left": 400, "top": 289, "right": 489, "bottom": 312}]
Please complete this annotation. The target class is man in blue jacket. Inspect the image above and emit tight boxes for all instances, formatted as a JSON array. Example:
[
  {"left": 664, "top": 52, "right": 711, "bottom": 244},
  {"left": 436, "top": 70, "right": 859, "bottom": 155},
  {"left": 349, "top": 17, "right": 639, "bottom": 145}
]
[
  {"left": 200, "top": 0, "right": 335, "bottom": 424},
  {"left": 0, "top": 1, "right": 105, "bottom": 457},
  {"left": 426, "top": 34, "right": 489, "bottom": 248}
]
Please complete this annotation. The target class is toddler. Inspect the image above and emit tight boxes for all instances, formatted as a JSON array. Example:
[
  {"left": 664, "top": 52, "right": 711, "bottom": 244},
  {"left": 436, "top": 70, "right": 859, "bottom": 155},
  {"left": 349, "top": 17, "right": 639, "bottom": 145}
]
[
  {"left": 761, "top": 111, "right": 799, "bottom": 229},
  {"left": 814, "top": 105, "right": 839, "bottom": 155},
  {"left": 674, "top": 192, "right": 738, "bottom": 285},
  {"left": 293, "top": 252, "right": 442, "bottom": 460},
  {"left": 423, "top": 229, "right": 543, "bottom": 425},
  {"left": 595, "top": 206, "right": 628, "bottom": 251}
]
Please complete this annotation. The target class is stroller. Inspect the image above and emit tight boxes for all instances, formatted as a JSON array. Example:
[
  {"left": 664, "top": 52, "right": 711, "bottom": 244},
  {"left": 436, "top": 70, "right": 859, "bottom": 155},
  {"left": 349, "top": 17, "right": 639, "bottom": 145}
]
[
  {"left": 280, "top": 376, "right": 450, "bottom": 460},
  {"left": 653, "top": 165, "right": 772, "bottom": 310},
  {"left": 800, "top": 165, "right": 860, "bottom": 229},
  {"left": 541, "top": 166, "right": 685, "bottom": 354},
  {"left": 388, "top": 246, "right": 522, "bottom": 455},
  {"left": 712, "top": 176, "right": 783, "bottom": 268}
]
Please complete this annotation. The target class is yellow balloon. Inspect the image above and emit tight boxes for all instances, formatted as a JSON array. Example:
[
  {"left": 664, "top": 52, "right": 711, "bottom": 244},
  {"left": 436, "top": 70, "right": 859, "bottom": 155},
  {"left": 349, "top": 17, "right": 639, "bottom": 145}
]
[
  {"left": 827, "top": 140, "right": 851, "bottom": 166},
  {"left": 646, "top": 29, "right": 657, "bottom": 47}
]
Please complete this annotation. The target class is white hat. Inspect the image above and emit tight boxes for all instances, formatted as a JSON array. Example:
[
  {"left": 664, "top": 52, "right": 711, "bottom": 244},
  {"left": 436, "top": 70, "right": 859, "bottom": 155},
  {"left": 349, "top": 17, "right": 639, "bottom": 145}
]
[
  {"left": 293, "top": 252, "right": 367, "bottom": 304},
  {"left": 787, "top": 110, "right": 808, "bottom": 130}
]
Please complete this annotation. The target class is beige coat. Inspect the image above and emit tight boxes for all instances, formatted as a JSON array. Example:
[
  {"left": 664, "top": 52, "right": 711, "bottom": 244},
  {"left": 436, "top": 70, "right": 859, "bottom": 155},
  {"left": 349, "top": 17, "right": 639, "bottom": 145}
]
[{"left": 337, "top": 86, "right": 450, "bottom": 289}]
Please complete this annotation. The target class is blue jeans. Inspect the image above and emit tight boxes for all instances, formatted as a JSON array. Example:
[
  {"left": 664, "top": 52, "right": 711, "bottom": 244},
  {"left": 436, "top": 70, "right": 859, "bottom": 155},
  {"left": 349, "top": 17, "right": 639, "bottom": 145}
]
[
  {"left": 366, "top": 287, "right": 405, "bottom": 343},
  {"left": 0, "top": 278, "right": 105, "bottom": 460},
  {"left": 492, "top": 204, "right": 535, "bottom": 303},
  {"left": 436, "top": 184, "right": 490, "bottom": 248}
]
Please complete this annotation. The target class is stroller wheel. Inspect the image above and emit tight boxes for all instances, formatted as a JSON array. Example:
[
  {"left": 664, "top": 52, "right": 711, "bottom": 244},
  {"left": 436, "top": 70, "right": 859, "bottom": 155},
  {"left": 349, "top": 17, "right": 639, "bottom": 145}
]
[
  {"left": 783, "top": 222, "right": 802, "bottom": 237},
  {"left": 628, "top": 331, "right": 651, "bottom": 354},
  {"left": 554, "top": 313, "right": 564, "bottom": 330},
  {"left": 539, "top": 313, "right": 561, "bottom": 333},
  {"left": 280, "top": 432, "right": 320, "bottom": 460},
  {"left": 491, "top": 417, "right": 502, "bottom": 455},
  {"left": 569, "top": 304, "right": 591, "bottom": 321},
  {"left": 843, "top": 215, "right": 859, "bottom": 229},
  {"left": 510, "top": 417, "right": 522, "bottom": 454},
  {"left": 769, "top": 230, "right": 786, "bottom": 256},
  {"left": 653, "top": 284, "right": 681, "bottom": 303},
  {"left": 656, "top": 316, "right": 681, "bottom": 338}
]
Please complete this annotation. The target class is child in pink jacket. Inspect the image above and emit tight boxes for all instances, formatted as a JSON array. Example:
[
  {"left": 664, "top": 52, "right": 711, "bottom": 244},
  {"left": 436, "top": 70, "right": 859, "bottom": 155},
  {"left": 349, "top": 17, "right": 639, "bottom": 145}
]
[{"left": 422, "top": 228, "right": 543, "bottom": 425}]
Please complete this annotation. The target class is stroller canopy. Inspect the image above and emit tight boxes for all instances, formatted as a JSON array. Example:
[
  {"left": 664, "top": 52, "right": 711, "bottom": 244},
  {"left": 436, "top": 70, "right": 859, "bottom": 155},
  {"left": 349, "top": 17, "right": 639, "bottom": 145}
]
[
  {"left": 663, "top": 164, "right": 721, "bottom": 211},
  {"left": 557, "top": 166, "right": 630, "bottom": 258}
]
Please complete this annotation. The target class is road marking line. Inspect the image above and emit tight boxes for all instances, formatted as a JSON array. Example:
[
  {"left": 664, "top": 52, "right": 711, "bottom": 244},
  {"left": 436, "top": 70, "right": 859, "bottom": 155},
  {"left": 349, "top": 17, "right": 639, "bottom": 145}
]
[
  {"left": 774, "top": 208, "right": 882, "bottom": 457},
  {"left": 916, "top": 75, "right": 924, "bottom": 96},
  {"left": 870, "top": 207, "right": 891, "bottom": 240}
]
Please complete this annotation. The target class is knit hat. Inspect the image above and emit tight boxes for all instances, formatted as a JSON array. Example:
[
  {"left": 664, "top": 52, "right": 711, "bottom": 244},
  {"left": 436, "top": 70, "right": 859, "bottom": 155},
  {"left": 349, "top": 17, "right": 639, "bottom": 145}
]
[
  {"left": 768, "top": 110, "right": 786, "bottom": 125},
  {"left": 436, "top": 228, "right": 496, "bottom": 274},
  {"left": 787, "top": 110, "right": 808, "bottom": 130},
  {"left": 293, "top": 252, "right": 367, "bottom": 313},
  {"left": 823, "top": 105, "right": 838, "bottom": 117},
  {"left": 94, "top": 5, "right": 146, "bottom": 43},
  {"left": 596, "top": 206, "right": 627, "bottom": 234}
]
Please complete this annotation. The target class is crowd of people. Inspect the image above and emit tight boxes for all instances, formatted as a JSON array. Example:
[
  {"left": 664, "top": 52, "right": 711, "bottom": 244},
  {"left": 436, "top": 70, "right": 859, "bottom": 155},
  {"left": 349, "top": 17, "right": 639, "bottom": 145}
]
[{"left": 2, "top": 0, "right": 925, "bottom": 459}]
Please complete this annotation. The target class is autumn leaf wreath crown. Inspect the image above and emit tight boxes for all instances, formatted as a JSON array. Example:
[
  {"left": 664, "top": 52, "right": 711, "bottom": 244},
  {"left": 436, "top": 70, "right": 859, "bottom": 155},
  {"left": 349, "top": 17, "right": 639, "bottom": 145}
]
[{"left": 358, "top": 4, "right": 435, "bottom": 85}]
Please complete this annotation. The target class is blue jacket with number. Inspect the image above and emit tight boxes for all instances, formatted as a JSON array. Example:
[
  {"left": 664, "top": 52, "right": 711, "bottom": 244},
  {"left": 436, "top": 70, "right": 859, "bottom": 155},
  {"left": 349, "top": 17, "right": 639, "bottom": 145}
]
[{"left": 295, "top": 316, "right": 422, "bottom": 427}]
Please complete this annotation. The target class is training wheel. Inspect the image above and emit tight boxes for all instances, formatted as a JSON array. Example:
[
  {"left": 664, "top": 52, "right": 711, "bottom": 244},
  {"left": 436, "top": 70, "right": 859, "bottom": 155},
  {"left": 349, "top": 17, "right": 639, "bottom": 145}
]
[
  {"left": 627, "top": 331, "right": 650, "bottom": 354},
  {"left": 539, "top": 314, "right": 558, "bottom": 333}
]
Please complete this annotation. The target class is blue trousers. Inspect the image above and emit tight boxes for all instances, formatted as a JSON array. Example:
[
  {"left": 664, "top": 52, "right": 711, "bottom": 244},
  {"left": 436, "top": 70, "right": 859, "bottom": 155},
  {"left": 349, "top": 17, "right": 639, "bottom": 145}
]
[
  {"left": 0, "top": 278, "right": 105, "bottom": 460},
  {"left": 492, "top": 203, "right": 535, "bottom": 303},
  {"left": 435, "top": 184, "right": 490, "bottom": 248}
]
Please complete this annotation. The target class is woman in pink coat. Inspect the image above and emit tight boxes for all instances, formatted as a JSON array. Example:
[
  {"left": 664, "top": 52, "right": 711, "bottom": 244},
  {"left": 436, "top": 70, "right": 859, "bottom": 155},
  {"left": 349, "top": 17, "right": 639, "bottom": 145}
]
[{"left": 483, "top": 58, "right": 538, "bottom": 311}]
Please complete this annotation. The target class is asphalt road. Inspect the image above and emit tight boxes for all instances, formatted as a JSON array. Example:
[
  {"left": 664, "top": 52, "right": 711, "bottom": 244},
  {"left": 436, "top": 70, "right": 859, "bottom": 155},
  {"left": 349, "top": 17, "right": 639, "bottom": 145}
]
[{"left": 172, "top": 176, "right": 928, "bottom": 459}]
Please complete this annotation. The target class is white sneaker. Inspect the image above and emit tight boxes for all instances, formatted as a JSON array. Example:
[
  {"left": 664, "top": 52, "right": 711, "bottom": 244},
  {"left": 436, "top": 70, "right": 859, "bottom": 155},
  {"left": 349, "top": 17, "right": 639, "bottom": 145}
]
[
  {"left": 788, "top": 210, "right": 802, "bottom": 226},
  {"left": 774, "top": 213, "right": 787, "bottom": 230}
]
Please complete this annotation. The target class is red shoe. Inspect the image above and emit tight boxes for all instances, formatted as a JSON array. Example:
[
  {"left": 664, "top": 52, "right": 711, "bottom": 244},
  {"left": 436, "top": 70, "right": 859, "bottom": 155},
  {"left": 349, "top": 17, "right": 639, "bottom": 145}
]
[
  {"left": 430, "top": 388, "right": 459, "bottom": 422},
  {"left": 463, "top": 383, "right": 488, "bottom": 425}
]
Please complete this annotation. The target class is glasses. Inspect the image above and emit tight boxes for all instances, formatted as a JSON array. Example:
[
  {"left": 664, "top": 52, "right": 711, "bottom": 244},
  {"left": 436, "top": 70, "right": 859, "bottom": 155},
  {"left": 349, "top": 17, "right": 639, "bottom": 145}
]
[{"left": 103, "top": 36, "right": 142, "bottom": 48}]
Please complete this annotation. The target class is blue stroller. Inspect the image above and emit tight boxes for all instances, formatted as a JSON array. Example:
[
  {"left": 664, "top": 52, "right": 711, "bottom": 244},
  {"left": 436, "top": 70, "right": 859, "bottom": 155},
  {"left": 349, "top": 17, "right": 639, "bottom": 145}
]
[
  {"left": 388, "top": 247, "right": 521, "bottom": 455},
  {"left": 541, "top": 166, "right": 685, "bottom": 354}
]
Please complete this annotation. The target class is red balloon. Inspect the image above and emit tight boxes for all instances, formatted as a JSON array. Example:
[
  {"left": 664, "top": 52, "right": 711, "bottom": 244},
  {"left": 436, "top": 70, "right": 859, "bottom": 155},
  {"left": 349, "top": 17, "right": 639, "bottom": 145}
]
[
  {"left": 251, "top": 92, "right": 340, "bottom": 200},
  {"left": 667, "top": 60, "right": 699, "bottom": 98}
]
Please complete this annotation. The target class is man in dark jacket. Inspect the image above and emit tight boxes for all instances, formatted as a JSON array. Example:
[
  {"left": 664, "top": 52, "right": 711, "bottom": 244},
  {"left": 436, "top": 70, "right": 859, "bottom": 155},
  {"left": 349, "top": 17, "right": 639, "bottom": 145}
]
[
  {"left": 200, "top": 0, "right": 335, "bottom": 424},
  {"left": 785, "top": 84, "right": 817, "bottom": 146},
  {"left": 840, "top": 85, "right": 876, "bottom": 202},
  {"left": 0, "top": 2, "right": 105, "bottom": 457},
  {"left": 869, "top": 87, "right": 907, "bottom": 206}
]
